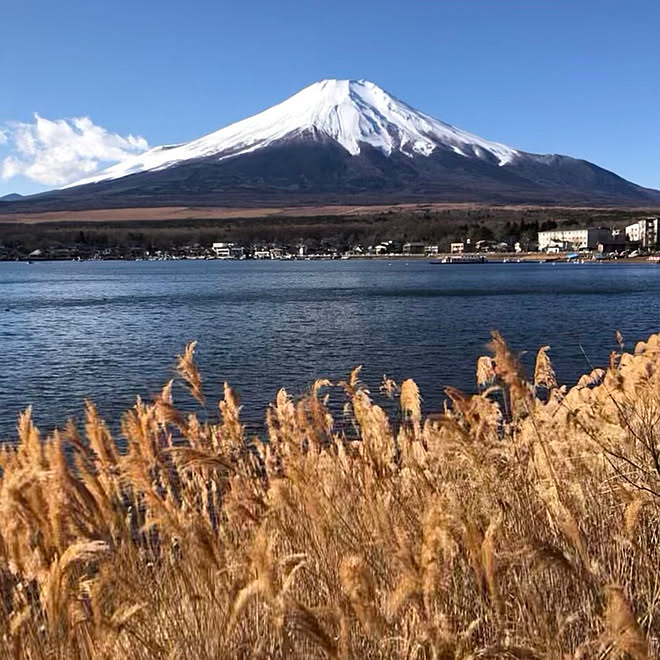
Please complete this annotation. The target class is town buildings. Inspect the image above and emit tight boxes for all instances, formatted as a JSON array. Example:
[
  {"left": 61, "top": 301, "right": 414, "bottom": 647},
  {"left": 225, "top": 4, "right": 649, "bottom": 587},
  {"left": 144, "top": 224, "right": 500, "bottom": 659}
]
[
  {"left": 402, "top": 242, "right": 426, "bottom": 255},
  {"left": 537, "top": 228, "right": 612, "bottom": 252},
  {"left": 537, "top": 218, "right": 660, "bottom": 254},
  {"left": 625, "top": 217, "right": 659, "bottom": 248},
  {"left": 211, "top": 242, "right": 245, "bottom": 259}
]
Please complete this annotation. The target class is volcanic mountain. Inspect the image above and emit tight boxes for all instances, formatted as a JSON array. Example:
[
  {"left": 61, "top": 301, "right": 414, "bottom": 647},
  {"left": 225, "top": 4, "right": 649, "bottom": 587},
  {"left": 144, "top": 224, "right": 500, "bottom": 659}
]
[{"left": 6, "top": 79, "right": 660, "bottom": 211}]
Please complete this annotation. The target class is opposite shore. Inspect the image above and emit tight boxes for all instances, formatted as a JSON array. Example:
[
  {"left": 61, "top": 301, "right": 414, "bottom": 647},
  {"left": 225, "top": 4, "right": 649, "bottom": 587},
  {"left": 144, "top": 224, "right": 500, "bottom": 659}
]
[{"left": 5, "top": 252, "right": 660, "bottom": 264}]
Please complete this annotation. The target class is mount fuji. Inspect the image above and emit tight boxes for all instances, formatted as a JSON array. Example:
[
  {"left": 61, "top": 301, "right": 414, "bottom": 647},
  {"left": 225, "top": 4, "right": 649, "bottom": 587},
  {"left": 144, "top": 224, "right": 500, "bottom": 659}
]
[{"left": 6, "top": 80, "right": 660, "bottom": 211}]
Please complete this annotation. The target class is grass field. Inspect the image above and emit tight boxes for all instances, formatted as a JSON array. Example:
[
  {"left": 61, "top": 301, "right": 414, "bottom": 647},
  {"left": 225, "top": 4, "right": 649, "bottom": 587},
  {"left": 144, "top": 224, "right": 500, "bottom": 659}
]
[{"left": 0, "top": 331, "right": 659, "bottom": 658}]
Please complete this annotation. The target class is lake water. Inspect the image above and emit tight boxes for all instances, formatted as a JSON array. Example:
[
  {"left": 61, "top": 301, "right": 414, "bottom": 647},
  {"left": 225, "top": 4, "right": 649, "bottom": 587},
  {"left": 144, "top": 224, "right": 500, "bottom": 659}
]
[{"left": 1, "top": 259, "right": 658, "bottom": 438}]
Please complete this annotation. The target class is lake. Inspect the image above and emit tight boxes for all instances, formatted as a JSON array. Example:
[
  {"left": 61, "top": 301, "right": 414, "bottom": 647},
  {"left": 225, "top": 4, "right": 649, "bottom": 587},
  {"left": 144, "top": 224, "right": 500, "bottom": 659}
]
[{"left": 1, "top": 259, "right": 658, "bottom": 438}]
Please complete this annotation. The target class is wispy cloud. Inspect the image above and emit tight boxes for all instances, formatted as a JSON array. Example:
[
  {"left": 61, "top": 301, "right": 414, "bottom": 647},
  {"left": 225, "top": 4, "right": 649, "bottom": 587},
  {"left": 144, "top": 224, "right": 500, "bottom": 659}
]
[{"left": 0, "top": 114, "right": 149, "bottom": 187}]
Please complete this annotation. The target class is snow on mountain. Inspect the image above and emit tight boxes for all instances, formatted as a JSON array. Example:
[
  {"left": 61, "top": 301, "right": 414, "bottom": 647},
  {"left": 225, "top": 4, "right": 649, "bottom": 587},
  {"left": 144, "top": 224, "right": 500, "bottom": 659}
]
[{"left": 66, "top": 79, "right": 520, "bottom": 188}]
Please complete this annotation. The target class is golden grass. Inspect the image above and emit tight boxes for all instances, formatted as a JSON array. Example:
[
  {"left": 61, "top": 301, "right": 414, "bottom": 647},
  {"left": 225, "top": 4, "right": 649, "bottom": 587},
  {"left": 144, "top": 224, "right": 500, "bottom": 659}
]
[{"left": 1, "top": 332, "right": 660, "bottom": 658}]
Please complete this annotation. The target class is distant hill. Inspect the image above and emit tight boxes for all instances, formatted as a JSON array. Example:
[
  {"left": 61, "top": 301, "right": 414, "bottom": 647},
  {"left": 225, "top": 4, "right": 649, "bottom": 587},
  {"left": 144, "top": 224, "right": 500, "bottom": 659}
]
[
  {"left": 4, "top": 80, "right": 660, "bottom": 213},
  {"left": 0, "top": 193, "right": 24, "bottom": 202}
]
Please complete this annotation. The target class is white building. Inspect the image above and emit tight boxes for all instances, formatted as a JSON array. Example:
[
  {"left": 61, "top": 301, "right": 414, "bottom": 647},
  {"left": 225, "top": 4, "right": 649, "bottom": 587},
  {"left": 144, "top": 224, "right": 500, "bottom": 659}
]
[
  {"left": 212, "top": 242, "right": 245, "bottom": 259},
  {"left": 270, "top": 247, "right": 286, "bottom": 259},
  {"left": 537, "top": 228, "right": 612, "bottom": 252},
  {"left": 212, "top": 242, "right": 233, "bottom": 258},
  {"left": 625, "top": 218, "right": 659, "bottom": 248}
]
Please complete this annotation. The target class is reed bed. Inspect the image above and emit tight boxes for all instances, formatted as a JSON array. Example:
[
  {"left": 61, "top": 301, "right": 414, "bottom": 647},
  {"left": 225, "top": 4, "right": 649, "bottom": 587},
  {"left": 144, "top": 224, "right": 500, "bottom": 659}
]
[{"left": 1, "top": 332, "right": 659, "bottom": 659}]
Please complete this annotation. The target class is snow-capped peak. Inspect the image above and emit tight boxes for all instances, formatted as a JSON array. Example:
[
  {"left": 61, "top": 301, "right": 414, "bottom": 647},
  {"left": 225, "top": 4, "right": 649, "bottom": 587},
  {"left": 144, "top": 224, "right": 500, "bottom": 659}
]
[{"left": 67, "top": 79, "right": 520, "bottom": 187}]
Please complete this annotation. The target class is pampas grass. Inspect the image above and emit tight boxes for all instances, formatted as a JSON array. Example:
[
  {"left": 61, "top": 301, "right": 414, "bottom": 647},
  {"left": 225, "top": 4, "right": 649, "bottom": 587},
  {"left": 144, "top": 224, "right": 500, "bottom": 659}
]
[{"left": 1, "top": 330, "right": 659, "bottom": 658}]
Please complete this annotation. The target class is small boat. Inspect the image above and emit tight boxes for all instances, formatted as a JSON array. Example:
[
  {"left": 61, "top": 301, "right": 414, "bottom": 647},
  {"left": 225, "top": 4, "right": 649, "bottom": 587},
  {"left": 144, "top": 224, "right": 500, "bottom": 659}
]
[{"left": 430, "top": 255, "right": 488, "bottom": 264}]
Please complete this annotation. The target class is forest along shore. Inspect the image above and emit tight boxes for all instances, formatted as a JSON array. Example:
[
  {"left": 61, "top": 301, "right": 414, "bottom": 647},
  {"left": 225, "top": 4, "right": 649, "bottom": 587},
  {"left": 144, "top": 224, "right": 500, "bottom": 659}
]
[{"left": 1, "top": 203, "right": 658, "bottom": 261}]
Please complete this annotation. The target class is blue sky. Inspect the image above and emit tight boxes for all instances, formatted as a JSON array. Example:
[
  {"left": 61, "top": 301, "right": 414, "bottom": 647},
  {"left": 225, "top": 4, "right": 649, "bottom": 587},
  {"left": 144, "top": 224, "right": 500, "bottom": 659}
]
[{"left": 1, "top": 0, "right": 659, "bottom": 196}]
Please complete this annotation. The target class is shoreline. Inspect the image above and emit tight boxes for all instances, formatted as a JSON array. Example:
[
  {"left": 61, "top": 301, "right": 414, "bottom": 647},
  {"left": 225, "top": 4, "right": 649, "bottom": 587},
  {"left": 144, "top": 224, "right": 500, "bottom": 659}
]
[{"left": 3, "top": 253, "right": 658, "bottom": 264}]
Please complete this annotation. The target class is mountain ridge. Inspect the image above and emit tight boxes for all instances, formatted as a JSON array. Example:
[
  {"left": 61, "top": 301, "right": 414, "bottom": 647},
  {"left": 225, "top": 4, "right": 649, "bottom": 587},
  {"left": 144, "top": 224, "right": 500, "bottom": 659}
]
[{"left": 5, "top": 79, "right": 660, "bottom": 211}]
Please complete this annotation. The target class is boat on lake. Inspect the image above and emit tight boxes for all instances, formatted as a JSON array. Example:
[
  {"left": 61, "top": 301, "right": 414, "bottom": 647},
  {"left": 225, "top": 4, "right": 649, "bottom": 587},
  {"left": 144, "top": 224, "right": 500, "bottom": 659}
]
[{"left": 430, "top": 255, "right": 489, "bottom": 264}]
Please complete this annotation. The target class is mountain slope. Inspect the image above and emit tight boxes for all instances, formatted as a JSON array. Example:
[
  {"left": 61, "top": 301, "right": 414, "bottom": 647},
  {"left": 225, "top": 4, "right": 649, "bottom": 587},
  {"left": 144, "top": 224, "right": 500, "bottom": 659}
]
[
  {"left": 66, "top": 79, "right": 520, "bottom": 188},
  {"left": 6, "top": 80, "right": 660, "bottom": 211}
]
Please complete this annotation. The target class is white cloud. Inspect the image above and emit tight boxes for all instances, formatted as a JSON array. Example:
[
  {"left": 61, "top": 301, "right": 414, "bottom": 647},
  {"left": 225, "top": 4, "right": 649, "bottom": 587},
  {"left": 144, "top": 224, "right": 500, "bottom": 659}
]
[{"left": 0, "top": 114, "right": 149, "bottom": 186}]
